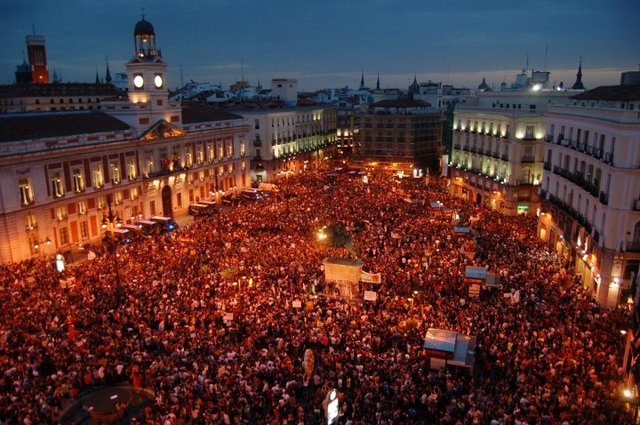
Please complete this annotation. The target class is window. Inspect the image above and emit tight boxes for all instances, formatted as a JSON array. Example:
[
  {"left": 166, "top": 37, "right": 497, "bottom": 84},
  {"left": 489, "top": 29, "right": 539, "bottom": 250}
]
[
  {"left": 525, "top": 125, "right": 535, "bottom": 139},
  {"left": 185, "top": 152, "right": 193, "bottom": 168},
  {"left": 80, "top": 221, "right": 89, "bottom": 239},
  {"left": 72, "top": 168, "right": 85, "bottom": 192},
  {"left": 196, "top": 148, "right": 204, "bottom": 165},
  {"left": 145, "top": 158, "right": 154, "bottom": 177},
  {"left": 97, "top": 196, "right": 106, "bottom": 210},
  {"left": 19, "top": 178, "right": 34, "bottom": 206},
  {"left": 127, "top": 159, "right": 137, "bottom": 180},
  {"left": 199, "top": 171, "right": 205, "bottom": 181},
  {"left": 114, "top": 191, "right": 123, "bottom": 205},
  {"left": 240, "top": 142, "right": 246, "bottom": 157},
  {"left": 227, "top": 143, "right": 233, "bottom": 158},
  {"left": 110, "top": 161, "right": 121, "bottom": 184},
  {"left": 130, "top": 187, "right": 139, "bottom": 200},
  {"left": 55, "top": 206, "right": 68, "bottom": 221},
  {"left": 218, "top": 145, "right": 224, "bottom": 160},
  {"left": 26, "top": 213, "right": 37, "bottom": 231},
  {"left": 208, "top": 145, "right": 214, "bottom": 162},
  {"left": 93, "top": 164, "right": 104, "bottom": 188},
  {"left": 59, "top": 227, "right": 69, "bottom": 245},
  {"left": 51, "top": 173, "right": 64, "bottom": 198},
  {"left": 150, "top": 200, "right": 156, "bottom": 216},
  {"left": 176, "top": 193, "right": 182, "bottom": 209},
  {"left": 78, "top": 200, "right": 88, "bottom": 215}
]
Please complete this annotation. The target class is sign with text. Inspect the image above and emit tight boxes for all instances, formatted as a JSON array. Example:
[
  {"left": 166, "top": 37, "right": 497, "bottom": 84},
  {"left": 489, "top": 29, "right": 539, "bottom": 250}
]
[{"left": 364, "top": 291, "right": 378, "bottom": 302}]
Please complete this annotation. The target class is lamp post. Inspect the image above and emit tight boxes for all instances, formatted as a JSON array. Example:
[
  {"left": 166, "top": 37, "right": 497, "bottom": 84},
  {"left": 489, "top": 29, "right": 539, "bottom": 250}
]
[
  {"left": 212, "top": 169, "right": 224, "bottom": 246},
  {"left": 101, "top": 195, "right": 124, "bottom": 305}
]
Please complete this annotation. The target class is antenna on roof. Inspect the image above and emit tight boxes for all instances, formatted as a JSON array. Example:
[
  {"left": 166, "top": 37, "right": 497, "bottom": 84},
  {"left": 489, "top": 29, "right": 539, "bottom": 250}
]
[
  {"left": 141, "top": 7, "right": 145, "bottom": 20},
  {"left": 180, "top": 63, "right": 184, "bottom": 89}
]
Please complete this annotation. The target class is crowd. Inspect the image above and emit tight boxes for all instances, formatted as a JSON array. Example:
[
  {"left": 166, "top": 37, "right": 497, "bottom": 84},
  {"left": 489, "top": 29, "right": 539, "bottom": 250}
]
[{"left": 0, "top": 167, "right": 634, "bottom": 424}]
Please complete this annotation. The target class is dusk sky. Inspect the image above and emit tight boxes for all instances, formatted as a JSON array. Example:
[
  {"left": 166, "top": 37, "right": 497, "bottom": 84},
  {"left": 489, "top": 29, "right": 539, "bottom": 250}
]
[{"left": 1, "top": 0, "right": 638, "bottom": 91}]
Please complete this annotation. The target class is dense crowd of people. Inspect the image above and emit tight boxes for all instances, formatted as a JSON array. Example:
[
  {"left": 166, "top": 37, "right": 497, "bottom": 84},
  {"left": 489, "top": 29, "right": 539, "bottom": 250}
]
[{"left": 0, "top": 167, "right": 634, "bottom": 424}]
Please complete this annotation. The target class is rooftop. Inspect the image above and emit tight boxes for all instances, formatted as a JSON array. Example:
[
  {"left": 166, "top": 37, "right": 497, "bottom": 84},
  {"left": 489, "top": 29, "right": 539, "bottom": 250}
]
[
  {"left": 570, "top": 84, "right": 640, "bottom": 102},
  {"left": 181, "top": 106, "right": 244, "bottom": 124},
  {"left": 0, "top": 83, "right": 123, "bottom": 98},
  {"left": 372, "top": 99, "right": 431, "bottom": 108},
  {"left": 0, "top": 111, "right": 131, "bottom": 143}
]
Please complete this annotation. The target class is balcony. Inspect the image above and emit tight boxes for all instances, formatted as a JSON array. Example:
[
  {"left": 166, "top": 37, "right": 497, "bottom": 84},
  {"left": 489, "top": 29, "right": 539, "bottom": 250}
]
[
  {"left": 599, "top": 191, "right": 609, "bottom": 205},
  {"left": 521, "top": 156, "right": 536, "bottom": 163},
  {"left": 543, "top": 162, "right": 551, "bottom": 171},
  {"left": 546, "top": 135, "right": 553, "bottom": 143},
  {"left": 625, "top": 240, "right": 640, "bottom": 253}
]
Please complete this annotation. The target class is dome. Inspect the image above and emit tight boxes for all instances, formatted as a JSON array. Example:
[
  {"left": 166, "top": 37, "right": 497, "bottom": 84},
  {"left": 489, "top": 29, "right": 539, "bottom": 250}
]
[
  {"left": 477, "top": 77, "right": 490, "bottom": 92},
  {"left": 134, "top": 18, "right": 155, "bottom": 37}
]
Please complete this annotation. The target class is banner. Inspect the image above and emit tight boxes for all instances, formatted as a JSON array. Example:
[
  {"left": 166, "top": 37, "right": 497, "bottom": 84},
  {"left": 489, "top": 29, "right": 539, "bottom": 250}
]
[
  {"left": 360, "top": 270, "right": 382, "bottom": 284},
  {"left": 364, "top": 291, "right": 378, "bottom": 302}
]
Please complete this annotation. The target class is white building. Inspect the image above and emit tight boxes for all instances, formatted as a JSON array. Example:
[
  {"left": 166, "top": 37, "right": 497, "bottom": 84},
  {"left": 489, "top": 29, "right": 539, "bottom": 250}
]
[
  {"left": 538, "top": 78, "right": 640, "bottom": 307},
  {"left": 237, "top": 106, "right": 337, "bottom": 183},
  {"left": 271, "top": 78, "right": 298, "bottom": 107},
  {"left": 450, "top": 84, "right": 577, "bottom": 215},
  {"left": 0, "top": 17, "right": 251, "bottom": 264}
]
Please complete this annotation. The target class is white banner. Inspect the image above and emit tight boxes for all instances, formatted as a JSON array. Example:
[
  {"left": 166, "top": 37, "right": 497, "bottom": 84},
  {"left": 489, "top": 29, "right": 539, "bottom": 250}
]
[
  {"left": 364, "top": 291, "right": 378, "bottom": 302},
  {"left": 360, "top": 270, "right": 382, "bottom": 284}
]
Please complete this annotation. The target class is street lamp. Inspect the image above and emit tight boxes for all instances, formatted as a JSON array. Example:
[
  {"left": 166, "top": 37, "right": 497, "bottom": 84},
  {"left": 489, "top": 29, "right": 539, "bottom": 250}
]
[
  {"left": 101, "top": 195, "right": 124, "bottom": 305},
  {"left": 33, "top": 237, "right": 52, "bottom": 251}
]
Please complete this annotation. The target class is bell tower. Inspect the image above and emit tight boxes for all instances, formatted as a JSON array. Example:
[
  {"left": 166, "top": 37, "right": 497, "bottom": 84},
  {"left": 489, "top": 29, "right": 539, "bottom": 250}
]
[
  {"left": 26, "top": 33, "right": 49, "bottom": 84},
  {"left": 126, "top": 15, "right": 168, "bottom": 106}
]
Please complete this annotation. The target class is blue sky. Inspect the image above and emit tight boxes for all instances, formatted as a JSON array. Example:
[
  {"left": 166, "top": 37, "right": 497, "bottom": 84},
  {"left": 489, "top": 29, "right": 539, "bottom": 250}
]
[{"left": 0, "top": 0, "right": 638, "bottom": 90}]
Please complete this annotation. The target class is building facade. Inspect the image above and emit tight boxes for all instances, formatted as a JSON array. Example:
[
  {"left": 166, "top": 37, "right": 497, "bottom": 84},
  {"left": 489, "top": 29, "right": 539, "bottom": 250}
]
[
  {"left": 240, "top": 106, "right": 338, "bottom": 183},
  {"left": 0, "top": 17, "right": 251, "bottom": 264},
  {"left": 450, "top": 89, "right": 574, "bottom": 215},
  {"left": 354, "top": 99, "right": 444, "bottom": 173},
  {"left": 538, "top": 81, "right": 640, "bottom": 307}
]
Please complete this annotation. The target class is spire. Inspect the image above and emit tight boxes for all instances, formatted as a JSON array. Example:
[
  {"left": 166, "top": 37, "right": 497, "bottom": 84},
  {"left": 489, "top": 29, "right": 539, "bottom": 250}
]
[
  {"left": 360, "top": 71, "right": 365, "bottom": 89},
  {"left": 105, "top": 55, "right": 112, "bottom": 83},
  {"left": 376, "top": 72, "right": 380, "bottom": 90},
  {"left": 571, "top": 56, "right": 585, "bottom": 90},
  {"left": 95, "top": 69, "right": 100, "bottom": 84},
  {"left": 52, "top": 66, "right": 60, "bottom": 83},
  {"left": 413, "top": 73, "right": 417, "bottom": 84}
]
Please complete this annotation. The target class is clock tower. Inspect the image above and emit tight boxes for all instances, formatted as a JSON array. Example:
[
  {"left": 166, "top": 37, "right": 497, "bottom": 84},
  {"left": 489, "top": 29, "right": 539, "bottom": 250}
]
[{"left": 126, "top": 16, "right": 168, "bottom": 106}]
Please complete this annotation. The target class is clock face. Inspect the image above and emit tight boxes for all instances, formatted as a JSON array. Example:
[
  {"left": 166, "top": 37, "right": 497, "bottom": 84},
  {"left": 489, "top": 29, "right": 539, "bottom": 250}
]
[
  {"left": 133, "top": 75, "right": 144, "bottom": 89},
  {"left": 154, "top": 74, "right": 163, "bottom": 88}
]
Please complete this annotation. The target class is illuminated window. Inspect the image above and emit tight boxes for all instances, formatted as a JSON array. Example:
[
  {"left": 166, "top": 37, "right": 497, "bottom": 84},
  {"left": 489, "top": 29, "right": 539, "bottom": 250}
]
[
  {"left": 130, "top": 187, "right": 139, "bottom": 200},
  {"left": 114, "top": 191, "right": 123, "bottom": 205},
  {"left": 96, "top": 196, "right": 106, "bottom": 210},
  {"left": 185, "top": 152, "right": 193, "bottom": 168},
  {"left": 55, "top": 206, "right": 68, "bottom": 221},
  {"left": 240, "top": 142, "right": 246, "bottom": 157},
  {"left": 217, "top": 145, "right": 224, "bottom": 160},
  {"left": 78, "top": 200, "right": 88, "bottom": 215},
  {"left": 145, "top": 158, "right": 154, "bottom": 177},
  {"left": 227, "top": 143, "right": 233, "bottom": 158},
  {"left": 26, "top": 213, "right": 37, "bottom": 231},
  {"left": 51, "top": 173, "right": 64, "bottom": 198},
  {"left": 196, "top": 148, "right": 204, "bottom": 165},
  {"left": 199, "top": 171, "right": 205, "bottom": 181},
  {"left": 127, "top": 159, "right": 137, "bottom": 180},
  {"left": 187, "top": 173, "right": 194, "bottom": 185},
  {"left": 93, "top": 164, "right": 104, "bottom": 188},
  {"left": 110, "top": 162, "right": 121, "bottom": 184},
  {"left": 19, "top": 178, "right": 34, "bottom": 206},
  {"left": 72, "top": 168, "right": 85, "bottom": 192},
  {"left": 208, "top": 145, "right": 214, "bottom": 162}
]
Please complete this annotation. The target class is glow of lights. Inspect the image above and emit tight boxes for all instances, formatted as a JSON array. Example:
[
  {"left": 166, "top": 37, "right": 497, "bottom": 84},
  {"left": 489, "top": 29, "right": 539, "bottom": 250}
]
[
  {"left": 623, "top": 388, "right": 634, "bottom": 400},
  {"left": 532, "top": 84, "right": 542, "bottom": 91},
  {"left": 621, "top": 330, "right": 628, "bottom": 335}
]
